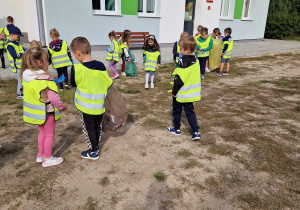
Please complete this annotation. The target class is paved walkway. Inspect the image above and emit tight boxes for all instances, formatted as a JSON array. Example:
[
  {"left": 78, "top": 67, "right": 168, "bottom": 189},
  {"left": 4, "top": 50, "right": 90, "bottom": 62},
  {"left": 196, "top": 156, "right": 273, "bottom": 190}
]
[{"left": 1, "top": 39, "right": 300, "bottom": 80}]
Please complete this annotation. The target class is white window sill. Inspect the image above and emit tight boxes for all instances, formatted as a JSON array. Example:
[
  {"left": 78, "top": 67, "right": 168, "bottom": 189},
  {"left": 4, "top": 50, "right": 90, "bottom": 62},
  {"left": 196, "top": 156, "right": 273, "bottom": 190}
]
[
  {"left": 219, "top": 17, "right": 234, "bottom": 21},
  {"left": 241, "top": 18, "right": 254, "bottom": 21},
  {"left": 138, "top": 13, "right": 160, "bottom": 18},
  {"left": 93, "top": 10, "right": 122, "bottom": 16}
]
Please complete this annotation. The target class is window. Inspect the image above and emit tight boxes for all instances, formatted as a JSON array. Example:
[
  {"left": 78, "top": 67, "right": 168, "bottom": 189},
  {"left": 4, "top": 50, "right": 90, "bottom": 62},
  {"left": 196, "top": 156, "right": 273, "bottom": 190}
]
[
  {"left": 220, "top": 0, "right": 231, "bottom": 18},
  {"left": 242, "top": 0, "right": 252, "bottom": 19},
  {"left": 93, "top": 0, "right": 118, "bottom": 15},
  {"left": 138, "top": 0, "right": 157, "bottom": 16}
]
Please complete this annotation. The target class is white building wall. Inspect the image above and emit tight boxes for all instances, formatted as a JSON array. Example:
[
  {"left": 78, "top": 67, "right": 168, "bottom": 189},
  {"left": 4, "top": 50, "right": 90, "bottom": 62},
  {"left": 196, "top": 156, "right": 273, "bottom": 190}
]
[
  {"left": 194, "top": 0, "right": 222, "bottom": 35},
  {"left": 158, "top": 0, "right": 185, "bottom": 43},
  {"left": 24, "top": 0, "right": 40, "bottom": 42},
  {"left": 219, "top": 0, "right": 270, "bottom": 40}
]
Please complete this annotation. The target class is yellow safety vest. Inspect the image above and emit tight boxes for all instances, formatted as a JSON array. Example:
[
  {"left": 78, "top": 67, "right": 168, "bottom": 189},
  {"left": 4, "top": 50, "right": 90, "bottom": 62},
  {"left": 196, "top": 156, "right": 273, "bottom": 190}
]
[
  {"left": 172, "top": 60, "right": 201, "bottom": 103},
  {"left": 7, "top": 42, "right": 24, "bottom": 73},
  {"left": 0, "top": 28, "right": 4, "bottom": 49},
  {"left": 4, "top": 26, "right": 10, "bottom": 44},
  {"left": 175, "top": 42, "right": 180, "bottom": 63},
  {"left": 194, "top": 34, "right": 201, "bottom": 41},
  {"left": 74, "top": 63, "right": 113, "bottom": 115},
  {"left": 48, "top": 40, "right": 72, "bottom": 69},
  {"left": 222, "top": 39, "right": 233, "bottom": 59},
  {"left": 118, "top": 38, "right": 129, "bottom": 55},
  {"left": 197, "top": 36, "right": 211, "bottom": 58},
  {"left": 22, "top": 79, "right": 61, "bottom": 125},
  {"left": 106, "top": 40, "right": 120, "bottom": 62},
  {"left": 143, "top": 51, "right": 160, "bottom": 72}
]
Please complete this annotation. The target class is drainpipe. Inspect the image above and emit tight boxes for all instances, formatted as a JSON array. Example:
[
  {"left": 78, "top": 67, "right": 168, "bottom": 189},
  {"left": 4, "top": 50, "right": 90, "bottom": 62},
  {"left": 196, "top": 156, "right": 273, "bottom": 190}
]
[{"left": 36, "top": 0, "right": 46, "bottom": 46}]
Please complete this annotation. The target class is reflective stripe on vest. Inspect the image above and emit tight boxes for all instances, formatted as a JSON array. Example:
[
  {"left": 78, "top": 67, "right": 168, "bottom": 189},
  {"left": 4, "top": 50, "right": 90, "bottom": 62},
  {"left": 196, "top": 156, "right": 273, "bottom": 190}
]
[
  {"left": 197, "top": 36, "right": 211, "bottom": 58},
  {"left": 172, "top": 60, "right": 201, "bottom": 103},
  {"left": 7, "top": 42, "right": 24, "bottom": 73},
  {"left": 222, "top": 40, "right": 233, "bottom": 59},
  {"left": 22, "top": 79, "right": 61, "bottom": 125},
  {"left": 144, "top": 51, "right": 160, "bottom": 72},
  {"left": 106, "top": 40, "right": 120, "bottom": 62},
  {"left": 176, "top": 42, "right": 180, "bottom": 63},
  {"left": 74, "top": 63, "right": 112, "bottom": 115},
  {"left": 48, "top": 40, "right": 72, "bottom": 69},
  {"left": 0, "top": 28, "right": 4, "bottom": 49}
]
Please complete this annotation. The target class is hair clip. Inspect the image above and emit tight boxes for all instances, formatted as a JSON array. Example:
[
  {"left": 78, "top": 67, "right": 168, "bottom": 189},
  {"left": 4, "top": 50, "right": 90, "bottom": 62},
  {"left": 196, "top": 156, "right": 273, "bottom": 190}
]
[
  {"left": 32, "top": 48, "right": 37, "bottom": 53},
  {"left": 148, "top": 35, "right": 155, "bottom": 39}
]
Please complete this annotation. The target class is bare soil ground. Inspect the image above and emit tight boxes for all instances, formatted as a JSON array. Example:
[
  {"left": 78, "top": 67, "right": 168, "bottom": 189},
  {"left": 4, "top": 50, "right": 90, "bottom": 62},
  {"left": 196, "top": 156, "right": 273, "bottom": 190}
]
[{"left": 1, "top": 52, "right": 300, "bottom": 210}]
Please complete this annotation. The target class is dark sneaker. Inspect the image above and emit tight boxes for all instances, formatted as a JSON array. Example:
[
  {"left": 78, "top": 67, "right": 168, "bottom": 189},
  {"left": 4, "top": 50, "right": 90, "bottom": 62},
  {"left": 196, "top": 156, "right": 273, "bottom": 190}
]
[
  {"left": 201, "top": 74, "right": 204, "bottom": 80},
  {"left": 167, "top": 127, "right": 181, "bottom": 135},
  {"left": 16, "top": 94, "right": 23, "bottom": 99},
  {"left": 192, "top": 132, "right": 201, "bottom": 141},
  {"left": 223, "top": 71, "right": 229, "bottom": 76},
  {"left": 81, "top": 150, "right": 99, "bottom": 160},
  {"left": 217, "top": 72, "right": 222, "bottom": 76}
]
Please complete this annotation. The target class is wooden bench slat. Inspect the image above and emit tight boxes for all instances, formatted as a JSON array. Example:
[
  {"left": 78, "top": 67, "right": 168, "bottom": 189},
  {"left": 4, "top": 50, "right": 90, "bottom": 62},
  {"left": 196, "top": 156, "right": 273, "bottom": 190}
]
[{"left": 116, "top": 32, "right": 149, "bottom": 43}]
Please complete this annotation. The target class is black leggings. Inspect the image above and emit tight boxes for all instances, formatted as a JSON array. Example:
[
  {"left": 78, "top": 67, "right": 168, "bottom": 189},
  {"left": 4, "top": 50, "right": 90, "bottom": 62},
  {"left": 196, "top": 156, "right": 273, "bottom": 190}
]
[
  {"left": 0, "top": 49, "right": 4, "bottom": 67},
  {"left": 82, "top": 113, "right": 103, "bottom": 152},
  {"left": 56, "top": 67, "right": 69, "bottom": 89}
]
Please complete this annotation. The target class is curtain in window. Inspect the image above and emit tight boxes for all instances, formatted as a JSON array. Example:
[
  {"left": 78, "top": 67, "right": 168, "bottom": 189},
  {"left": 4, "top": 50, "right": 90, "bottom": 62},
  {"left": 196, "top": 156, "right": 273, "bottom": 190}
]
[
  {"left": 138, "top": 0, "right": 143, "bottom": 12},
  {"left": 223, "top": 0, "right": 230, "bottom": 17},
  {"left": 92, "top": 0, "right": 100, "bottom": 10},
  {"left": 105, "top": 0, "right": 115, "bottom": 11},
  {"left": 147, "top": 0, "right": 155, "bottom": 13},
  {"left": 244, "top": 0, "right": 250, "bottom": 17}
]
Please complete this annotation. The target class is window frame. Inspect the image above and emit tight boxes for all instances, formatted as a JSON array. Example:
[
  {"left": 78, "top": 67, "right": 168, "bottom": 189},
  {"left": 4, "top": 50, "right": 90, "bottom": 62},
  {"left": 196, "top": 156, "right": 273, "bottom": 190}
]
[
  {"left": 138, "top": 0, "right": 158, "bottom": 17},
  {"left": 220, "top": 0, "right": 232, "bottom": 19},
  {"left": 93, "top": 0, "right": 121, "bottom": 16},
  {"left": 241, "top": 0, "right": 253, "bottom": 20}
]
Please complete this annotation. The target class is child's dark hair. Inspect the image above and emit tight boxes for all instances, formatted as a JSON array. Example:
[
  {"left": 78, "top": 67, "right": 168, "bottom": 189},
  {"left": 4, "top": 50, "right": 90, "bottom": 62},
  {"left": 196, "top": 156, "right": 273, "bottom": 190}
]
[
  {"left": 121, "top": 29, "right": 131, "bottom": 46},
  {"left": 213, "top": 28, "right": 220, "bottom": 35},
  {"left": 108, "top": 30, "right": 117, "bottom": 40},
  {"left": 7, "top": 16, "right": 14, "bottom": 23},
  {"left": 142, "top": 35, "right": 160, "bottom": 52},
  {"left": 224, "top": 27, "right": 232, "bottom": 35},
  {"left": 178, "top": 36, "right": 196, "bottom": 53},
  {"left": 201, "top": 27, "right": 208, "bottom": 34},
  {"left": 70, "top": 37, "right": 91, "bottom": 54},
  {"left": 197, "top": 25, "right": 203, "bottom": 33}
]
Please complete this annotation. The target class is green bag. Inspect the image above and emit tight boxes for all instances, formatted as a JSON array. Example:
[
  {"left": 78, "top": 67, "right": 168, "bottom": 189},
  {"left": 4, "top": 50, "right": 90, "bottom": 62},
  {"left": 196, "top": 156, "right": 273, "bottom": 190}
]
[{"left": 124, "top": 49, "right": 138, "bottom": 77}]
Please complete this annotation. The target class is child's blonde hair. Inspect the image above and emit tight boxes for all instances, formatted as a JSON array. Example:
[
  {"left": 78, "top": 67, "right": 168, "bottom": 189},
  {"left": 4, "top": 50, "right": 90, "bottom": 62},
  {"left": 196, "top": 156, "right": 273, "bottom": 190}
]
[
  {"left": 178, "top": 36, "right": 196, "bottom": 52},
  {"left": 20, "top": 48, "right": 49, "bottom": 78},
  {"left": 30, "top": 40, "right": 42, "bottom": 49},
  {"left": 70, "top": 37, "right": 91, "bottom": 54},
  {"left": 197, "top": 25, "right": 203, "bottom": 33},
  {"left": 180, "top": 32, "right": 189, "bottom": 39},
  {"left": 50, "top": 28, "right": 60, "bottom": 38}
]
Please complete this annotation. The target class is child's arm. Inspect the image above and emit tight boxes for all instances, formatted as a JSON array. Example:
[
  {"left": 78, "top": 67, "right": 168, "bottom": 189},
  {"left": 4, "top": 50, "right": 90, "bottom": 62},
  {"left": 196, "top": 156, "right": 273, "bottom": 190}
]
[
  {"left": 47, "top": 89, "right": 67, "bottom": 111},
  {"left": 173, "top": 42, "right": 179, "bottom": 57},
  {"left": 7, "top": 45, "right": 23, "bottom": 59},
  {"left": 70, "top": 65, "right": 76, "bottom": 87},
  {"left": 172, "top": 74, "right": 184, "bottom": 97},
  {"left": 203, "top": 39, "right": 213, "bottom": 51},
  {"left": 157, "top": 55, "right": 161, "bottom": 65},
  {"left": 48, "top": 49, "right": 52, "bottom": 65},
  {"left": 106, "top": 42, "right": 114, "bottom": 53},
  {"left": 123, "top": 48, "right": 131, "bottom": 62},
  {"left": 67, "top": 46, "right": 73, "bottom": 63}
]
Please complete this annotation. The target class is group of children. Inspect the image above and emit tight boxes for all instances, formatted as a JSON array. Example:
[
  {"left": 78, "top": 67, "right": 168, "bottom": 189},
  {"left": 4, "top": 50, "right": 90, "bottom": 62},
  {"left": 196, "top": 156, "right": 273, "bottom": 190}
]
[
  {"left": 1, "top": 15, "right": 234, "bottom": 167},
  {"left": 173, "top": 25, "right": 233, "bottom": 79}
]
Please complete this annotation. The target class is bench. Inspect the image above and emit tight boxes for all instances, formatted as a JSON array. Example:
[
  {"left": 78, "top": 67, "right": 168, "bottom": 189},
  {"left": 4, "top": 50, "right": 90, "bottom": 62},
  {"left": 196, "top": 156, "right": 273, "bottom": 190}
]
[{"left": 116, "top": 32, "right": 149, "bottom": 43}]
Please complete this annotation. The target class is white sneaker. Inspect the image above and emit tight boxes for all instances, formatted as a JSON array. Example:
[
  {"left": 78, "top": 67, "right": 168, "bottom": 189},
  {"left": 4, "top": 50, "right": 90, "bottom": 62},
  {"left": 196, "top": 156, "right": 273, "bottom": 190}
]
[
  {"left": 42, "top": 156, "right": 64, "bottom": 168},
  {"left": 145, "top": 83, "right": 149, "bottom": 89},
  {"left": 121, "top": 72, "right": 126, "bottom": 76},
  {"left": 36, "top": 155, "right": 44, "bottom": 163},
  {"left": 114, "top": 73, "right": 120, "bottom": 79},
  {"left": 205, "top": 67, "right": 211, "bottom": 72},
  {"left": 150, "top": 83, "right": 154, "bottom": 88},
  {"left": 59, "top": 89, "right": 63, "bottom": 92}
]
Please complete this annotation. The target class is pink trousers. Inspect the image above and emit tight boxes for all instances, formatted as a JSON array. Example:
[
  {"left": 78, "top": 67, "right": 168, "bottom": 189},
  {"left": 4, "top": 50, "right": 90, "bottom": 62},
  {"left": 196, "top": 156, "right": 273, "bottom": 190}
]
[{"left": 38, "top": 115, "right": 56, "bottom": 158}]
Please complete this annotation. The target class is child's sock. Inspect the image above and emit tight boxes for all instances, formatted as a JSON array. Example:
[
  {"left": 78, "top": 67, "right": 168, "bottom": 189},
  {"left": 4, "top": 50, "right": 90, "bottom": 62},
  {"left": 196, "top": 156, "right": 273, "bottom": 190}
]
[
  {"left": 37, "top": 154, "right": 43, "bottom": 158},
  {"left": 150, "top": 74, "right": 154, "bottom": 84},
  {"left": 145, "top": 73, "right": 149, "bottom": 84}
]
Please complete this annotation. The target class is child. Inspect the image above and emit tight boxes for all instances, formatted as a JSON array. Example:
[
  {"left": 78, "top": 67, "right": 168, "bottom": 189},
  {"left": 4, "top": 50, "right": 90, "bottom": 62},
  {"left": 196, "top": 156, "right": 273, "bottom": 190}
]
[
  {"left": 142, "top": 35, "right": 161, "bottom": 89},
  {"left": 173, "top": 32, "right": 188, "bottom": 66},
  {"left": 211, "top": 28, "right": 222, "bottom": 40},
  {"left": 47, "top": 28, "right": 73, "bottom": 91},
  {"left": 167, "top": 36, "right": 201, "bottom": 141},
  {"left": 6, "top": 26, "right": 25, "bottom": 99},
  {"left": 106, "top": 31, "right": 120, "bottom": 79},
  {"left": 119, "top": 29, "right": 132, "bottom": 76},
  {"left": 4, "top": 16, "right": 17, "bottom": 46},
  {"left": 70, "top": 37, "right": 112, "bottom": 160},
  {"left": 30, "top": 40, "right": 42, "bottom": 48},
  {"left": 0, "top": 27, "right": 5, "bottom": 68},
  {"left": 21, "top": 47, "right": 67, "bottom": 167},
  {"left": 218, "top": 27, "right": 233, "bottom": 76},
  {"left": 196, "top": 27, "right": 213, "bottom": 80},
  {"left": 194, "top": 25, "right": 203, "bottom": 41}
]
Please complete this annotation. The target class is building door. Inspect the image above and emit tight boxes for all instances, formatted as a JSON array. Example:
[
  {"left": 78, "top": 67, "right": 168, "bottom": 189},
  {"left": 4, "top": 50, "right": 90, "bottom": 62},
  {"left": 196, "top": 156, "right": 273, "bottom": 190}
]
[{"left": 184, "top": 0, "right": 196, "bottom": 35}]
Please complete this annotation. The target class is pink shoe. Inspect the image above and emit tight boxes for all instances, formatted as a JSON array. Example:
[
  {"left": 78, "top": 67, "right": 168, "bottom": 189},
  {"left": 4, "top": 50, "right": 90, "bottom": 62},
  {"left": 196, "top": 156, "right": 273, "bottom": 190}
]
[{"left": 110, "top": 74, "right": 115, "bottom": 79}]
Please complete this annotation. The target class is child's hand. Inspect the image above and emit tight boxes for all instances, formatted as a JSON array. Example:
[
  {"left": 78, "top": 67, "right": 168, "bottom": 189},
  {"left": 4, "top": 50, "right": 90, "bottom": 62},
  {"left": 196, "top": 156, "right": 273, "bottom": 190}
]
[
  {"left": 157, "top": 64, "right": 161, "bottom": 68},
  {"left": 221, "top": 53, "right": 224, "bottom": 57},
  {"left": 128, "top": 59, "right": 131, "bottom": 63},
  {"left": 61, "top": 104, "right": 68, "bottom": 111},
  {"left": 171, "top": 94, "right": 176, "bottom": 98}
]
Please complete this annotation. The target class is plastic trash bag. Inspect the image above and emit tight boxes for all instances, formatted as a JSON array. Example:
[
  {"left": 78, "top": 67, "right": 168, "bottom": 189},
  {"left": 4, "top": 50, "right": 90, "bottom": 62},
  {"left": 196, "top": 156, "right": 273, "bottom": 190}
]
[
  {"left": 209, "top": 39, "right": 222, "bottom": 71},
  {"left": 124, "top": 49, "right": 138, "bottom": 77},
  {"left": 102, "top": 84, "right": 128, "bottom": 135}
]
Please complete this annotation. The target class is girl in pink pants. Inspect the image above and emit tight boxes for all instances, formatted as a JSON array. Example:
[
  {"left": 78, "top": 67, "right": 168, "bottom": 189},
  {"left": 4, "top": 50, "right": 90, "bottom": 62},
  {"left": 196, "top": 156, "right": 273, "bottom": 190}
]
[{"left": 21, "top": 47, "right": 67, "bottom": 168}]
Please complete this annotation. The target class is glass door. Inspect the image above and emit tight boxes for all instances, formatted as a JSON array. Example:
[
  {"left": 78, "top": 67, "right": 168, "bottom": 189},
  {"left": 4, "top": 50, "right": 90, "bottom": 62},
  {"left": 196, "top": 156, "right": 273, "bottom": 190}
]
[{"left": 184, "top": 0, "right": 196, "bottom": 35}]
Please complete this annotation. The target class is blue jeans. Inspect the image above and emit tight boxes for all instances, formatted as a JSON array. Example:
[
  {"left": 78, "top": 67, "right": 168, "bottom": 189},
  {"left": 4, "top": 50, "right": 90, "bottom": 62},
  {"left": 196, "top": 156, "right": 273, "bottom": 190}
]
[{"left": 198, "top": 57, "right": 208, "bottom": 75}]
